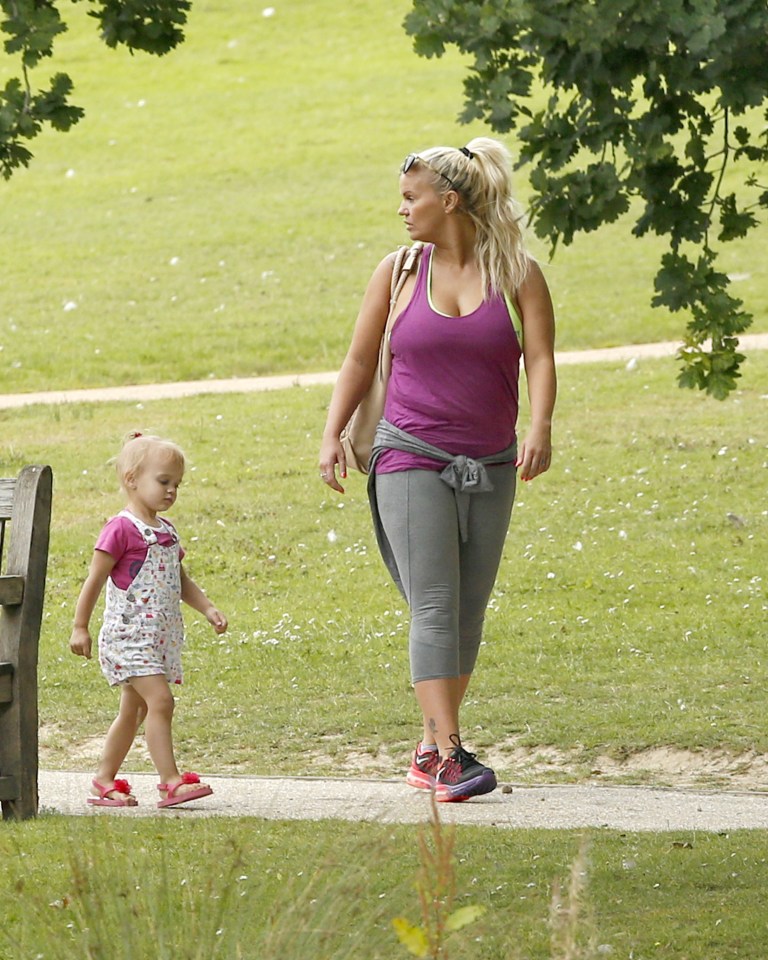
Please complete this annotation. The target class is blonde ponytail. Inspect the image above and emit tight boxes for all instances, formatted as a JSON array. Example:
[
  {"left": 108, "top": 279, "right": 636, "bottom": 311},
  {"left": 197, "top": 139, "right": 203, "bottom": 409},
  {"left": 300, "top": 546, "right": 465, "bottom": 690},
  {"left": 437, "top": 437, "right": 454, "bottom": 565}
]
[{"left": 417, "top": 137, "right": 531, "bottom": 297}]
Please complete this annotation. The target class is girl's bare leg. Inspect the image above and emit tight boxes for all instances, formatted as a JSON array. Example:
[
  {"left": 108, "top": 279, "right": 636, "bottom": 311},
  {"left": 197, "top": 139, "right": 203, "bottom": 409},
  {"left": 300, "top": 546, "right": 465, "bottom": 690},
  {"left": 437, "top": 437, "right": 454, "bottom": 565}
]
[
  {"left": 128, "top": 674, "right": 206, "bottom": 798},
  {"left": 93, "top": 683, "right": 146, "bottom": 804}
]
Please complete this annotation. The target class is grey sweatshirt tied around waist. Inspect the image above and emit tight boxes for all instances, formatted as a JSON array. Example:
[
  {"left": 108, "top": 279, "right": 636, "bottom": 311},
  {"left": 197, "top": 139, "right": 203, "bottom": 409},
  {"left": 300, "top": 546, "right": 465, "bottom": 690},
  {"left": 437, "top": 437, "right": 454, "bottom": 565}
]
[{"left": 367, "top": 419, "right": 518, "bottom": 597}]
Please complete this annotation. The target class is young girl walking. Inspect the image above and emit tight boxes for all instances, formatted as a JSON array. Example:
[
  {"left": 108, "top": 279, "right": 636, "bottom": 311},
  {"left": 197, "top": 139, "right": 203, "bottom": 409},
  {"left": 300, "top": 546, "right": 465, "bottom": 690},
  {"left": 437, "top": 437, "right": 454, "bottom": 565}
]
[{"left": 70, "top": 433, "right": 228, "bottom": 809}]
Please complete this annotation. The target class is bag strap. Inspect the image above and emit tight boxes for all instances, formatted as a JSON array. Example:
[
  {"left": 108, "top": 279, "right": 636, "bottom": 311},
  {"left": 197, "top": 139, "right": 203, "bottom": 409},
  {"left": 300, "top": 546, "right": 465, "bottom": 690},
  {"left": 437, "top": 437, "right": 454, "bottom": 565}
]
[
  {"left": 384, "top": 242, "right": 423, "bottom": 339},
  {"left": 389, "top": 245, "right": 409, "bottom": 301}
]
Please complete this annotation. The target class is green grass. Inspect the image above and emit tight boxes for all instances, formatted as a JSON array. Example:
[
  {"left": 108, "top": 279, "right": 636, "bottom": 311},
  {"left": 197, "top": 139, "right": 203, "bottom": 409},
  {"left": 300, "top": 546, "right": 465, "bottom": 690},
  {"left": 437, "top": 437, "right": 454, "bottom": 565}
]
[
  {"left": 1, "top": 0, "right": 766, "bottom": 395},
  {"left": 2, "top": 816, "right": 768, "bottom": 959},
  {"left": 1, "top": 350, "right": 764, "bottom": 783}
]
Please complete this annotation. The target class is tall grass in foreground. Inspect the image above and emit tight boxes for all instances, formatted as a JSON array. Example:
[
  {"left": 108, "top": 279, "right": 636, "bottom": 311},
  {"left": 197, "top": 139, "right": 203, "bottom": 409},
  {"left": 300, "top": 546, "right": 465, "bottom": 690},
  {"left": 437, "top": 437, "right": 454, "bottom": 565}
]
[
  {"left": 548, "top": 840, "right": 595, "bottom": 960},
  {"left": 393, "top": 796, "right": 487, "bottom": 958},
  {"left": 7, "top": 826, "right": 399, "bottom": 959},
  {"left": 391, "top": 813, "right": 599, "bottom": 960},
  {"left": 3, "top": 805, "right": 599, "bottom": 960},
  {"left": 3, "top": 815, "right": 767, "bottom": 958}
]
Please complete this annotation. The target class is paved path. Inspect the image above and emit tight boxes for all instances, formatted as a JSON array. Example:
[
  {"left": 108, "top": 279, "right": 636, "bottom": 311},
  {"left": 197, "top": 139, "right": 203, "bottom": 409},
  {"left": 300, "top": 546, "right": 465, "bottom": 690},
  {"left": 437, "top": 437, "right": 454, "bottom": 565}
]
[
  {"left": 3, "top": 333, "right": 768, "bottom": 410},
  {"left": 40, "top": 770, "right": 768, "bottom": 832}
]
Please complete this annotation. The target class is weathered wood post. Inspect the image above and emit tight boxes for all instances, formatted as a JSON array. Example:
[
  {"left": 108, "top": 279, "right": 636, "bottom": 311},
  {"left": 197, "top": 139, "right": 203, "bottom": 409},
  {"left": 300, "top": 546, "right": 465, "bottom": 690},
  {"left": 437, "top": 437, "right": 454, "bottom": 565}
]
[{"left": 0, "top": 465, "right": 53, "bottom": 820}]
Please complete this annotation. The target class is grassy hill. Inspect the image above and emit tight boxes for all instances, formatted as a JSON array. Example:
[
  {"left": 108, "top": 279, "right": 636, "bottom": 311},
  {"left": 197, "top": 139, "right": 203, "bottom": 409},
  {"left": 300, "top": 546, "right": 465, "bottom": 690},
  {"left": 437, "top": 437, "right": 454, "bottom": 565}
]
[{"left": 2, "top": 0, "right": 765, "bottom": 394}]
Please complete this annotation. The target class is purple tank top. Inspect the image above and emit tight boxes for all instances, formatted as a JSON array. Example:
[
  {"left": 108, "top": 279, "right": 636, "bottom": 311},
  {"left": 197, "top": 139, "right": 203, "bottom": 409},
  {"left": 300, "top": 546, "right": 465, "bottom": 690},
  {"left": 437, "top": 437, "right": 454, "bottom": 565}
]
[{"left": 377, "top": 244, "right": 522, "bottom": 474}]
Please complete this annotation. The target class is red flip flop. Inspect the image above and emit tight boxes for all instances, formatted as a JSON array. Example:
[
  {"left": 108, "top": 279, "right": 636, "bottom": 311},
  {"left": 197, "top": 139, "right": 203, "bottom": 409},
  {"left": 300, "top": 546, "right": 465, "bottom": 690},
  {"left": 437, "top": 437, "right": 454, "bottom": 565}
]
[
  {"left": 87, "top": 778, "right": 137, "bottom": 807},
  {"left": 157, "top": 771, "right": 213, "bottom": 808}
]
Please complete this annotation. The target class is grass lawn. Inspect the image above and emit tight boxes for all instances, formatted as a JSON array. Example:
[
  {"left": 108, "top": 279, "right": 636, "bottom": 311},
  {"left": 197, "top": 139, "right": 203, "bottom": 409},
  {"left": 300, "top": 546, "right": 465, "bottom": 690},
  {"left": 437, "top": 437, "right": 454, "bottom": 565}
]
[{"left": 0, "top": 350, "right": 761, "bottom": 785}]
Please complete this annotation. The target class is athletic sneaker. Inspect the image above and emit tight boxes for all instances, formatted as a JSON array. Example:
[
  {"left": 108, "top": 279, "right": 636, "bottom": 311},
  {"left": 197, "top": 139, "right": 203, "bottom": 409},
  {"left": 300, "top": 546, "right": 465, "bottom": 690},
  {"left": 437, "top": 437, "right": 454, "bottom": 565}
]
[
  {"left": 406, "top": 742, "right": 441, "bottom": 789},
  {"left": 435, "top": 735, "right": 497, "bottom": 802}
]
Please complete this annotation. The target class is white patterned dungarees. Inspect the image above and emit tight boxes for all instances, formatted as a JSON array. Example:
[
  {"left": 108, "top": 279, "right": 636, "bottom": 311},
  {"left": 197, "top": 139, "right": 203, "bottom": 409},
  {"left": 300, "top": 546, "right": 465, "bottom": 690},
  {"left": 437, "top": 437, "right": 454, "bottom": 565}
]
[{"left": 98, "top": 510, "right": 185, "bottom": 687}]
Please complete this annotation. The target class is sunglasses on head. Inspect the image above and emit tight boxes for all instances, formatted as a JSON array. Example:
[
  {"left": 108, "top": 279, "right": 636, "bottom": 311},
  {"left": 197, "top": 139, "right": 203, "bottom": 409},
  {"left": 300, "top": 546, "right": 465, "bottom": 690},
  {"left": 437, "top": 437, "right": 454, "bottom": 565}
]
[{"left": 401, "top": 153, "right": 459, "bottom": 192}]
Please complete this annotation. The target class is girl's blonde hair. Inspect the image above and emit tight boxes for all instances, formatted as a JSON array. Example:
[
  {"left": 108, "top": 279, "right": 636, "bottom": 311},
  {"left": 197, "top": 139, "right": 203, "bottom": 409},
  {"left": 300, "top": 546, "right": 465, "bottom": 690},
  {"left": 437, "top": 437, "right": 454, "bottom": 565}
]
[
  {"left": 114, "top": 432, "right": 186, "bottom": 489},
  {"left": 408, "top": 137, "right": 531, "bottom": 297}
]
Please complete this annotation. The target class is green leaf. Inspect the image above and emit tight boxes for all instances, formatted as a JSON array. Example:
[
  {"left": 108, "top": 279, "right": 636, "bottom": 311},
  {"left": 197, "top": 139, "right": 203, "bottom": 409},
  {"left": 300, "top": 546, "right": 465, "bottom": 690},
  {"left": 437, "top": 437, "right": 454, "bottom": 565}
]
[
  {"left": 89, "top": 0, "right": 191, "bottom": 55},
  {"left": 1, "top": 1, "right": 67, "bottom": 67},
  {"left": 705, "top": 369, "right": 740, "bottom": 400},
  {"left": 733, "top": 125, "right": 750, "bottom": 146},
  {"left": 718, "top": 193, "right": 758, "bottom": 242},
  {"left": 677, "top": 363, "right": 705, "bottom": 391},
  {"left": 392, "top": 917, "right": 428, "bottom": 957},
  {"left": 445, "top": 903, "right": 486, "bottom": 932}
]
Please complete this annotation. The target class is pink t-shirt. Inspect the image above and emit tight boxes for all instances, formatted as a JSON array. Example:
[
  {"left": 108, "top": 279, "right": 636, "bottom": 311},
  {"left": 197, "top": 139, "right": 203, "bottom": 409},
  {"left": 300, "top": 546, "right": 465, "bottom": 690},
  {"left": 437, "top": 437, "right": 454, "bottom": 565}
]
[
  {"left": 377, "top": 244, "right": 522, "bottom": 473},
  {"left": 95, "top": 514, "right": 185, "bottom": 590}
]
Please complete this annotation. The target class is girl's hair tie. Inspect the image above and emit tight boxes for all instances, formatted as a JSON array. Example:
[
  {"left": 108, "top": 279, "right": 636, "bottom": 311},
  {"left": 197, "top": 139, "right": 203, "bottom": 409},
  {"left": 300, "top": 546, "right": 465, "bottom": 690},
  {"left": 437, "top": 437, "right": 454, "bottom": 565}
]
[{"left": 459, "top": 146, "right": 475, "bottom": 159}]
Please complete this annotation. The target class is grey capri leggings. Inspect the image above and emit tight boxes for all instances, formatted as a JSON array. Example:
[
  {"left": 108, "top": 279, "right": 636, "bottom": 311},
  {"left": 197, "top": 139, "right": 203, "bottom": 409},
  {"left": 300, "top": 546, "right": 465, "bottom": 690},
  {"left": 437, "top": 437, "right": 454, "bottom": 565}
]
[{"left": 375, "top": 464, "right": 516, "bottom": 683}]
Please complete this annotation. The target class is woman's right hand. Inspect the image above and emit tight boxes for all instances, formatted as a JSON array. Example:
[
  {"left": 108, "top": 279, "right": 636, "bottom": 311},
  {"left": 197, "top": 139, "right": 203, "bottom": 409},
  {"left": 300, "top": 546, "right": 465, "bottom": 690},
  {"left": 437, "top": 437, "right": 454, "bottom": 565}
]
[{"left": 319, "top": 435, "right": 347, "bottom": 494}]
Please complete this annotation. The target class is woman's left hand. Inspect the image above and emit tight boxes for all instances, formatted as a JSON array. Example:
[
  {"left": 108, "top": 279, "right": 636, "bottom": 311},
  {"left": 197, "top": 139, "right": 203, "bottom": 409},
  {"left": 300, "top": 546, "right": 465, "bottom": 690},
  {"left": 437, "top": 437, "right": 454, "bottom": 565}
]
[
  {"left": 516, "top": 423, "right": 552, "bottom": 482},
  {"left": 516, "top": 261, "right": 556, "bottom": 484}
]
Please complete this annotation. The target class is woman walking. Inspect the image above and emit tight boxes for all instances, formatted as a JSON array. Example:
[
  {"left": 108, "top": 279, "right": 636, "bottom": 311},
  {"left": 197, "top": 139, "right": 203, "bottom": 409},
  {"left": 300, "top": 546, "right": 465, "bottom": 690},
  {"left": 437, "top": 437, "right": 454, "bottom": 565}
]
[{"left": 319, "top": 138, "right": 556, "bottom": 800}]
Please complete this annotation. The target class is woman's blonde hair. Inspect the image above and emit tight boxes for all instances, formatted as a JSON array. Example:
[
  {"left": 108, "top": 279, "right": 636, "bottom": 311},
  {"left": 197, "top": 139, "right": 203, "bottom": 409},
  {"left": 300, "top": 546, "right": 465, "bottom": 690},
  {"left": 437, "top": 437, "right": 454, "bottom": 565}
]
[
  {"left": 114, "top": 432, "right": 186, "bottom": 489},
  {"left": 409, "top": 137, "right": 531, "bottom": 297}
]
